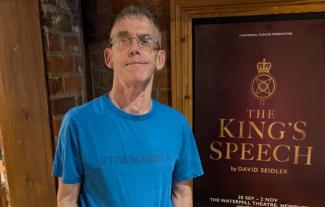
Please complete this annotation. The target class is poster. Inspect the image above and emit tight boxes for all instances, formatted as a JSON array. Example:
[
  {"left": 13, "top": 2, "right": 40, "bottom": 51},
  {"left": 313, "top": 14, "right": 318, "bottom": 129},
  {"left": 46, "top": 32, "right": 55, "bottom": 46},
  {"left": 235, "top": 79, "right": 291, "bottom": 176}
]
[{"left": 193, "top": 16, "right": 325, "bottom": 207}]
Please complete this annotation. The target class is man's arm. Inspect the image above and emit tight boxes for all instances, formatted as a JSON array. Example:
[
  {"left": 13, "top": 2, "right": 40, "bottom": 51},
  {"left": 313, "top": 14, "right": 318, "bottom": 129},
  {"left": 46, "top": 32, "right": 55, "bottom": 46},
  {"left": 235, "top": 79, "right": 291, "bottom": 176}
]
[
  {"left": 57, "top": 177, "right": 80, "bottom": 207},
  {"left": 172, "top": 179, "right": 193, "bottom": 207}
]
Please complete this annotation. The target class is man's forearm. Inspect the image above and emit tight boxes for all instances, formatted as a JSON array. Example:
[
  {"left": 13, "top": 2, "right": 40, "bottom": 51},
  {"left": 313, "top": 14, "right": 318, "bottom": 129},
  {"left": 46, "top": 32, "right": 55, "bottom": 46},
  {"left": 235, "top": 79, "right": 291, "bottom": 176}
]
[
  {"left": 172, "top": 192, "right": 193, "bottom": 207},
  {"left": 172, "top": 180, "right": 193, "bottom": 207},
  {"left": 57, "top": 178, "right": 80, "bottom": 207},
  {"left": 57, "top": 200, "right": 78, "bottom": 207}
]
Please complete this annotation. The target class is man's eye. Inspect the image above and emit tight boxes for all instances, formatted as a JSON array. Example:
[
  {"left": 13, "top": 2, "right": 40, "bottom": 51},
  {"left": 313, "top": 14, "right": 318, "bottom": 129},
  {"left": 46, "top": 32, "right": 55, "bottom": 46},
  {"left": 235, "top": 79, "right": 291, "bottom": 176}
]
[
  {"left": 118, "top": 37, "right": 130, "bottom": 43},
  {"left": 139, "top": 36, "right": 152, "bottom": 44}
]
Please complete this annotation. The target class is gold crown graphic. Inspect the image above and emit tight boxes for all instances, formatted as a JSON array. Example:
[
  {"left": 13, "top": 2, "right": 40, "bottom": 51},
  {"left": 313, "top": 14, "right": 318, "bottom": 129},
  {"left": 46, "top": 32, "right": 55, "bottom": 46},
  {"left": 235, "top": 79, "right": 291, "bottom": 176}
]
[{"left": 257, "top": 58, "right": 272, "bottom": 74}]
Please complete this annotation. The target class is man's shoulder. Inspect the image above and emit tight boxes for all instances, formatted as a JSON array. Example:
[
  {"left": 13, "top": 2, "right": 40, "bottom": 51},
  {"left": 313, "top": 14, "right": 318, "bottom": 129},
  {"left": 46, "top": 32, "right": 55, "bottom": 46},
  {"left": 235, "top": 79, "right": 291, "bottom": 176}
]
[
  {"left": 65, "top": 94, "right": 107, "bottom": 119},
  {"left": 153, "top": 100, "right": 187, "bottom": 121}
]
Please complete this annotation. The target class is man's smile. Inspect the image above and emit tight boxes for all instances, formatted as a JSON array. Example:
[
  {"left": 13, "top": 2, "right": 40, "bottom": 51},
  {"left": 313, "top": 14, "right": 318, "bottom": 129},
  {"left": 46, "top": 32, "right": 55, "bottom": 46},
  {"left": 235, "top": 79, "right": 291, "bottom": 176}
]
[{"left": 125, "top": 61, "right": 148, "bottom": 66}]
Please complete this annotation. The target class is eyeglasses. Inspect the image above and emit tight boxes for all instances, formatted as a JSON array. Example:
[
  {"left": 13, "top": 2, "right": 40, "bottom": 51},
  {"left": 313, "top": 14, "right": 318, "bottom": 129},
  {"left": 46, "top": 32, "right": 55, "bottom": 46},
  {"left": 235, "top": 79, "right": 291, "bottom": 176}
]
[{"left": 110, "top": 34, "right": 160, "bottom": 52}]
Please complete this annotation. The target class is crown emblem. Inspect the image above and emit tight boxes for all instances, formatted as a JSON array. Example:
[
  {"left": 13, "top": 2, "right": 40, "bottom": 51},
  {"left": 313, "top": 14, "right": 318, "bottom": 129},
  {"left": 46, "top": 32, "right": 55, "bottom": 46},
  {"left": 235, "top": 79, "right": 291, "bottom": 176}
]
[
  {"left": 251, "top": 58, "right": 277, "bottom": 106},
  {"left": 257, "top": 58, "right": 272, "bottom": 74}
]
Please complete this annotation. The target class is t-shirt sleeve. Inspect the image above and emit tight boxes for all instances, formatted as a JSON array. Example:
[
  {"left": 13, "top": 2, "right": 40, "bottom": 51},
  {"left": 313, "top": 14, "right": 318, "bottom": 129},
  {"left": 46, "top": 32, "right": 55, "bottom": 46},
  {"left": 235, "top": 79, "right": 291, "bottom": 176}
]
[
  {"left": 173, "top": 116, "right": 204, "bottom": 182},
  {"left": 52, "top": 111, "right": 83, "bottom": 184}
]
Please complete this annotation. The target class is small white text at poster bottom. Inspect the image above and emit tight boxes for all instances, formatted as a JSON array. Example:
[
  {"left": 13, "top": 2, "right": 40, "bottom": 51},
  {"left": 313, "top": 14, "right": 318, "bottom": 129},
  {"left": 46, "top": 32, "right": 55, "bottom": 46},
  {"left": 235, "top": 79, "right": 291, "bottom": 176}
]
[{"left": 209, "top": 195, "right": 309, "bottom": 207}]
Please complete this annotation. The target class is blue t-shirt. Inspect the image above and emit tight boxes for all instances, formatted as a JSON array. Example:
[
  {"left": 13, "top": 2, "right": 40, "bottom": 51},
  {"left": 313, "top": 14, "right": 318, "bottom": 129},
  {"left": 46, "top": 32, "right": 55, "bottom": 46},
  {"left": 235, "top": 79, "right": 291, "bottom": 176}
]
[{"left": 53, "top": 94, "right": 203, "bottom": 207}]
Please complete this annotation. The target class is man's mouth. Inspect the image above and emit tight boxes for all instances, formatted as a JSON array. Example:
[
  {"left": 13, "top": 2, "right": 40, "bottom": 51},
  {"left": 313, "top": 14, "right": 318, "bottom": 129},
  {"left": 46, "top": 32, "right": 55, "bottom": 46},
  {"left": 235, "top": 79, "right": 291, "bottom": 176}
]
[{"left": 125, "top": 62, "right": 147, "bottom": 66}]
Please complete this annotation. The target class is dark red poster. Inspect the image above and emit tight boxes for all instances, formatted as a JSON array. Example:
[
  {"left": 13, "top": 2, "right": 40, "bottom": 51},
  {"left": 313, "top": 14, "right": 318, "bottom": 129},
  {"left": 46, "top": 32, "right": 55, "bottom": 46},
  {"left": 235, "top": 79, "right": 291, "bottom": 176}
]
[{"left": 193, "top": 16, "right": 325, "bottom": 207}]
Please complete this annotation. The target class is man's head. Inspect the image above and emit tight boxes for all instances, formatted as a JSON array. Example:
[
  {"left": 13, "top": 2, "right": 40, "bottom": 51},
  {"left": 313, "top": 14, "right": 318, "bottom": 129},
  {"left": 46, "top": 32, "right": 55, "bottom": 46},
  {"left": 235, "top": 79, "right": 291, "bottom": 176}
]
[{"left": 104, "top": 6, "right": 166, "bottom": 88}]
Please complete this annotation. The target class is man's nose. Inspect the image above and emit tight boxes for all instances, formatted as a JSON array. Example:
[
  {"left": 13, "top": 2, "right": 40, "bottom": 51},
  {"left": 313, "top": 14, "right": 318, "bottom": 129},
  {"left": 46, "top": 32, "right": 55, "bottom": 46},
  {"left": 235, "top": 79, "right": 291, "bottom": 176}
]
[{"left": 128, "top": 38, "right": 140, "bottom": 55}]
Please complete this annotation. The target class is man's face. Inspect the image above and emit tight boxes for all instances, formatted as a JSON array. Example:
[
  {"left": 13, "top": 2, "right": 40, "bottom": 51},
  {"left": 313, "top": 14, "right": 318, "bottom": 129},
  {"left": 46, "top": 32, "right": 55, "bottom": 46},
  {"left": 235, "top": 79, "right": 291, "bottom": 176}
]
[{"left": 104, "top": 16, "right": 166, "bottom": 87}]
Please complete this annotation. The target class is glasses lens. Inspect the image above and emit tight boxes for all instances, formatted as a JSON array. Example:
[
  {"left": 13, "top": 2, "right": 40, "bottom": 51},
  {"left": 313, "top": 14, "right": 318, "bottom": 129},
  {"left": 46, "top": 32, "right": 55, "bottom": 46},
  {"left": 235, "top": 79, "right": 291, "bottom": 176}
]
[
  {"left": 138, "top": 35, "right": 158, "bottom": 51},
  {"left": 115, "top": 36, "right": 131, "bottom": 48}
]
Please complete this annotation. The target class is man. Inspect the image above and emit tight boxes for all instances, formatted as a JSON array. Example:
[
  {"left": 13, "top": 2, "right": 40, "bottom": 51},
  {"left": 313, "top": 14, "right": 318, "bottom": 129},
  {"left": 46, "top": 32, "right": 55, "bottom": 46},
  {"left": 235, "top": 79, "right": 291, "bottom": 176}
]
[{"left": 53, "top": 5, "right": 203, "bottom": 207}]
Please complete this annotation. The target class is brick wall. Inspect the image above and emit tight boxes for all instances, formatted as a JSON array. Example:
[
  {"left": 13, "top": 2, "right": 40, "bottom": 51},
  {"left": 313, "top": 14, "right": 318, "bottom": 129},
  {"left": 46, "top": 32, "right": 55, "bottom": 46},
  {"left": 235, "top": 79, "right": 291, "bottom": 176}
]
[
  {"left": 82, "top": 0, "right": 171, "bottom": 105},
  {"left": 40, "top": 0, "right": 87, "bottom": 141}
]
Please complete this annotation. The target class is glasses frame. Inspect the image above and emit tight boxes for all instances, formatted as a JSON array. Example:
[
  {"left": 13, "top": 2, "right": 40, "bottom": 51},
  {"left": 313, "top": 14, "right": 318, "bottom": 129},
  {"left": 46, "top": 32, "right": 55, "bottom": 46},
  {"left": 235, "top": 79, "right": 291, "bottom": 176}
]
[{"left": 110, "top": 34, "right": 161, "bottom": 52}]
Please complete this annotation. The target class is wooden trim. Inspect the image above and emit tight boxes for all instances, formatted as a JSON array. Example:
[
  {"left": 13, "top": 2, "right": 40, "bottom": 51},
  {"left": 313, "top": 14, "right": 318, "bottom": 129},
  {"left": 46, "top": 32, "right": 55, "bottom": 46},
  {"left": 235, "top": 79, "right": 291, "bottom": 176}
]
[
  {"left": 0, "top": 0, "right": 57, "bottom": 206},
  {"left": 170, "top": 0, "right": 325, "bottom": 124}
]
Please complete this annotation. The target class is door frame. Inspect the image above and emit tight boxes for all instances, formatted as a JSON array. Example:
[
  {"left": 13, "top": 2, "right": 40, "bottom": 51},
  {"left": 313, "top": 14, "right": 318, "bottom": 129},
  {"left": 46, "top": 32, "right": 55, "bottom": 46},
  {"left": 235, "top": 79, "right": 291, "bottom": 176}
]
[{"left": 0, "top": 0, "right": 57, "bottom": 206}]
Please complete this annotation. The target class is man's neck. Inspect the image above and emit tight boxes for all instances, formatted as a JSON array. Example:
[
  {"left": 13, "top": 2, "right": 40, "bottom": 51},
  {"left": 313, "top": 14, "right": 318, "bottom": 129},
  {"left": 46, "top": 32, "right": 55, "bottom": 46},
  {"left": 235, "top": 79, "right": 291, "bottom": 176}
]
[{"left": 108, "top": 79, "right": 153, "bottom": 115}]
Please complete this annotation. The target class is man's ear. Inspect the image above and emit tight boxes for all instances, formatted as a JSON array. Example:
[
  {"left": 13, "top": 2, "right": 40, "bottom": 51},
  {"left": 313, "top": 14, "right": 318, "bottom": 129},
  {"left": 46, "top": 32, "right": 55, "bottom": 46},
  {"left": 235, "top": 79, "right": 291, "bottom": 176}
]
[
  {"left": 156, "top": 50, "right": 166, "bottom": 71},
  {"left": 104, "top": 48, "right": 113, "bottom": 69}
]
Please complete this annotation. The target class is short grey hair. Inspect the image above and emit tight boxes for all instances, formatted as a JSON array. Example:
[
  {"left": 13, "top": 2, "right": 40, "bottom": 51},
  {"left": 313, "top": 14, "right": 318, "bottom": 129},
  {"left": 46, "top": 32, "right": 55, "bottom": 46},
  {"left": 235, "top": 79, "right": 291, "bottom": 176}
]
[{"left": 109, "top": 5, "right": 161, "bottom": 39}]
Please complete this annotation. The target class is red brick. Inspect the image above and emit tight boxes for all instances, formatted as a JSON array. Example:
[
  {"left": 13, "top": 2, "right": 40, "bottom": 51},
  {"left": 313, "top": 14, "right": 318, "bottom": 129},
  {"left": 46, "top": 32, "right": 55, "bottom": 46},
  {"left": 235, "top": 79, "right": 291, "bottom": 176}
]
[
  {"left": 64, "top": 36, "right": 80, "bottom": 52},
  {"left": 59, "top": 0, "right": 78, "bottom": 11},
  {"left": 47, "top": 56, "right": 74, "bottom": 74},
  {"left": 47, "top": 33, "right": 61, "bottom": 51},
  {"left": 42, "top": 11, "right": 72, "bottom": 32},
  {"left": 42, "top": 11, "right": 55, "bottom": 28},
  {"left": 55, "top": 13, "right": 72, "bottom": 32},
  {"left": 52, "top": 119, "right": 62, "bottom": 137},
  {"left": 48, "top": 78, "right": 64, "bottom": 95},
  {"left": 74, "top": 56, "right": 84, "bottom": 72},
  {"left": 64, "top": 75, "right": 83, "bottom": 93},
  {"left": 72, "top": 16, "right": 82, "bottom": 33},
  {"left": 51, "top": 97, "right": 76, "bottom": 115}
]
